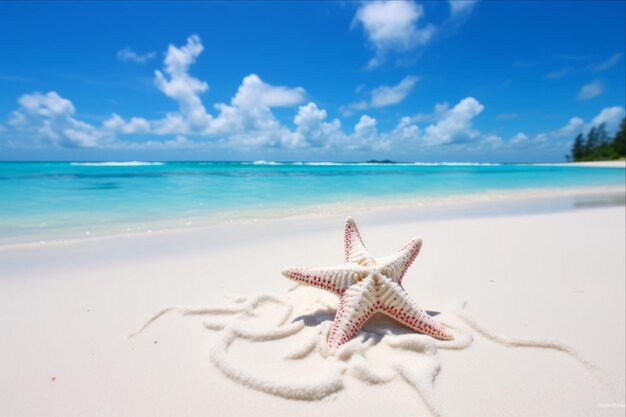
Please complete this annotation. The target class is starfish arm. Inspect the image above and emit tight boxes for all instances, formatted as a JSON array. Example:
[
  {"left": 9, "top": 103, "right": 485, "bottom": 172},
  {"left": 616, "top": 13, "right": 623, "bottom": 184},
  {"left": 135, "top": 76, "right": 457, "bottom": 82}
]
[
  {"left": 377, "top": 282, "right": 452, "bottom": 340},
  {"left": 328, "top": 282, "right": 377, "bottom": 351},
  {"left": 344, "top": 217, "right": 376, "bottom": 267},
  {"left": 281, "top": 265, "right": 359, "bottom": 296},
  {"left": 378, "top": 238, "right": 422, "bottom": 283}
]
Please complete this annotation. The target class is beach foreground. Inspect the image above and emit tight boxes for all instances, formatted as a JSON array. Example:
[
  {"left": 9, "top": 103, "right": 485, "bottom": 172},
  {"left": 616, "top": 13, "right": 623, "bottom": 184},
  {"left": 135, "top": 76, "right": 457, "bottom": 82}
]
[{"left": 1, "top": 203, "right": 624, "bottom": 416}]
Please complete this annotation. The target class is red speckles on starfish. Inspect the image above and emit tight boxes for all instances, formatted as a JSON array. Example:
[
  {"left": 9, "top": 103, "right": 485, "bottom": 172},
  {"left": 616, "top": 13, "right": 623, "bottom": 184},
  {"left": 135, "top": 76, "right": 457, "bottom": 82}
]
[{"left": 282, "top": 216, "right": 453, "bottom": 353}]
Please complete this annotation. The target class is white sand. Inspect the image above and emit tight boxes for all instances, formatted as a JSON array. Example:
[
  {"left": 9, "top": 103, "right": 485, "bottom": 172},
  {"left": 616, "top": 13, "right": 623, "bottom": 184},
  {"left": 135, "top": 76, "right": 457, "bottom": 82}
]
[
  {"left": 0, "top": 202, "right": 624, "bottom": 416},
  {"left": 536, "top": 160, "right": 626, "bottom": 168}
]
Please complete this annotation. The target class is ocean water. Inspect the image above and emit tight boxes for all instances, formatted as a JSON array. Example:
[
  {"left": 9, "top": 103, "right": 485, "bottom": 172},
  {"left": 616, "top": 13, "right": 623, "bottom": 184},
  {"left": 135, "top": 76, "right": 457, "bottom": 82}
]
[{"left": 0, "top": 161, "right": 624, "bottom": 245}]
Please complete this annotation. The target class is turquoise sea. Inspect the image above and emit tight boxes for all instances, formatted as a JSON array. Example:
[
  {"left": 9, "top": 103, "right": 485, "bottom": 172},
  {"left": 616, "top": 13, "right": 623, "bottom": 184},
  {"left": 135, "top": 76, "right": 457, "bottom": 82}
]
[{"left": 0, "top": 161, "right": 624, "bottom": 245}]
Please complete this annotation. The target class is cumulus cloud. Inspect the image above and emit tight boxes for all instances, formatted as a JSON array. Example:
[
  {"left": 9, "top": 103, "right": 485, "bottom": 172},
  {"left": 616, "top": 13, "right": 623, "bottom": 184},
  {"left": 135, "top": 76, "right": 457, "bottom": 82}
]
[
  {"left": 510, "top": 132, "right": 529, "bottom": 145},
  {"left": 354, "top": 115, "right": 378, "bottom": 137},
  {"left": 371, "top": 76, "right": 419, "bottom": 107},
  {"left": 13, "top": 91, "right": 75, "bottom": 118},
  {"left": 233, "top": 74, "right": 306, "bottom": 108},
  {"left": 342, "top": 76, "right": 418, "bottom": 115},
  {"left": 153, "top": 35, "right": 213, "bottom": 133},
  {"left": 592, "top": 106, "right": 625, "bottom": 131},
  {"left": 6, "top": 33, "right": 622, "bottom": 159},
  {"left": 577, "top": 80, "right": 604, "bottom": 100},
  {"left": 5, "top": 35, "right": 310, "bottom": 150},
  {"left": 117, "top": 47, "right": 156, "bottom": 63},
  {"left": 421, "top": 97, "right": 484, "bottom": 145},
  {"left": 8, "top": 91, "right": 107, "bottom": 147},
  {"left": 381, "top": 97, "right": 498, "bottom": 151},
  {"left": 103, "top": 114, "right": 151, "bottom": 134},
  {"left": 106, "top": 36, "right": 307, "bottom": 148},
  {"left": 402, "top": 102, "right": 450, "bottom": 124},
  {"left": 590, "top": 53, "right": 621, "bottom": 72},
  {"left": 292, "top": 102, "right": 343, "bottom": 148},
  {"left": 353, "top": 0, "right": 477, "bottom": 68},
  {"left": 551, "top": 117, "right": 585, "bottom": 137},
  {"left": 208, "top": 74, "right": 306, "bottom": 148},
  {"left": 352, "top": 0, "right": 436, "bottom": 68},
  {"left": 513, "top": 106, "right": 626, "bottom": 150}
]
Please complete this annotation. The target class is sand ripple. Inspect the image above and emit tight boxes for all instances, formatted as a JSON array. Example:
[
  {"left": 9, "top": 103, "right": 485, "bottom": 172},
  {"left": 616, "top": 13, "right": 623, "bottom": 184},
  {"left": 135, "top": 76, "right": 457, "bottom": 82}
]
[{"left": 131, "top": 286, "right": 596, "bottom": 416}]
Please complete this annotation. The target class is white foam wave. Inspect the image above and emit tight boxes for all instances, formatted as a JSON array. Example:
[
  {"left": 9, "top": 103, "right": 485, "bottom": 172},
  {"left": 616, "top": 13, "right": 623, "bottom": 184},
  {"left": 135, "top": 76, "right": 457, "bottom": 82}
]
[
  {"left": 70, "top": 161, "right": 164, "bottom": 167},
  {"left": 247, "top": 161, "right": 502, "bottom": 167},
  {"left": 409, "top": 162, "right": 502, "bottom": 166},
  {"left": 251, "top": 160, "right": 281, "bottom": 165}
]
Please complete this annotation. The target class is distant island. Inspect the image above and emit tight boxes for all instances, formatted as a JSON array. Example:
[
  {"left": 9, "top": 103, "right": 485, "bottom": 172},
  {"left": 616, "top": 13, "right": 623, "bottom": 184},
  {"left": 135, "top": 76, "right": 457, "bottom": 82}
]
[
  {"left": 568, "top": 117, "right": 625, "bottom": 162},
  {"left": 365, "top": 159, "right": 396, "bottom": 164}
]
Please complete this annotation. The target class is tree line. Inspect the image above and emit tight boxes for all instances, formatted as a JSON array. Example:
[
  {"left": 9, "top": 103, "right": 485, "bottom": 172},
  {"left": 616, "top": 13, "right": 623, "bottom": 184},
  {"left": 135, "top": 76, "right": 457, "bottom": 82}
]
[{"left": 568, "top": 117, "right": 625, "bottom": 161}]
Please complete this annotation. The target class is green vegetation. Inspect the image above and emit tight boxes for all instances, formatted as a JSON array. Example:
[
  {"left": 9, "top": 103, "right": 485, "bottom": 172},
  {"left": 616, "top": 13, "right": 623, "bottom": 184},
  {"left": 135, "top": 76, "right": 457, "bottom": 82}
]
[
  {"left": 568, "top": 117, "right": 626, "bottom": 162},
  {"left": 365, "top": 159, "right": 395, "bottom": 164}
]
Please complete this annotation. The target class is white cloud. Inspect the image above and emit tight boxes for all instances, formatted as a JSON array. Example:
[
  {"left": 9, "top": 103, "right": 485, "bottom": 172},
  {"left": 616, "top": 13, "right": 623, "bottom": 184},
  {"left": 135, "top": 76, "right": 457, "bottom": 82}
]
[
  {"left": 522, "top": 106, "right": 626, "bottom": 150},
  {"left": 592, "top": 106, "right": 625, "bottom": 131},
  {"left": 12, "top": 91, "right": 75, "bottom": 119},
  {"left": 117, "top": 47, "right": 156, "bottom": 63},
  {"left": 353, "top": 0, "right": 436, "bottom": 68},
  {"left": 232, "top": 74, "right": 306, "bottom": 108},
  {"left": 149, "top": 36, "right": 302, "bottom": 148},
  {"left": 354, "top": 115, "right": 377, "bottom": 136},
  {"left": 505, "top": 131, "right": 554, "bottom": 150},
  {"left": 8, "top": 91, "right": 107, "bottom": 148},
  {"left": 103, "top": 113, "right": 151, "bottom": 134},
  {"left": 510, "top": 132, "right": 529, "bottom": 145},
  {"left": 551, "top": 107, "right": 625, "bottom": 139},
  {"left": 342, "top": 76, "right": 418, "bottom": 115},
  {"left": 352, "top": 115, "right": 386, "bottom": 151},
  {"left": 449, "top": 0, "right": 477, "bottom": 18},
  {"left": 381, "top": 97, "right": 497, "bottom": 151},
  {"left": 352, "top": 1, "right": 477, "bottom": 69},
  {"left": 8, "top": 33, "right": 622, "bottom": 159},
  {"left": 207, "top": 74, "right": 306, "bottom": 147},
  {"left": 577, "top": 80, "right": 604, "bottom": 100},
  {"left": 154, "top": 35, "right": 213, "bottom": 133},
  {"left": 370, "top": 76, "right": 419, "bottom": 107},
  {"left": 552, "top": 117, "right": 585, "bottom": 137},
  {"left": 590, "top": 53, "right": 621, "bottom": 72},
  {"left": 480, "top": 134, "right": 503, "bottom": 149},
  {"left": 422, "top": 97, "right": 484, "bottom": 145},
  {"left": 292, "top": 102, "right": 344, "bottom": 148},
  {"left": 545, "top": 67, "right": 571, "bottom": 79},
  {"left": 404, "top": 102, "right": 450, "bottom": 123},
  {"left": 120, "top": 135, "right": 199, "bottom": 150}
]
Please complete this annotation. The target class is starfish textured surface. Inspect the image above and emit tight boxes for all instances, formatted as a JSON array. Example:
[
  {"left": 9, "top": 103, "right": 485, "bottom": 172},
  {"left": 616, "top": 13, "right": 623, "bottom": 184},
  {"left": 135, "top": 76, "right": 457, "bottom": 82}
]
[{"left": 282, "top": 217, "right": 453, "bottom": 352}]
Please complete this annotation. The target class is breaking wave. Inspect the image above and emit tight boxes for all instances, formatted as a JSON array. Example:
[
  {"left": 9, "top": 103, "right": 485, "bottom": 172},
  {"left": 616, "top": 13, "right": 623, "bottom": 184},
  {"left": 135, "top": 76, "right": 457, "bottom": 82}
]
[
  {"left": 247, "top": 161, "right": 502, "bottom": 167},
  {"left": 70, "top": 161, "right": 165, "bottom": 167}
]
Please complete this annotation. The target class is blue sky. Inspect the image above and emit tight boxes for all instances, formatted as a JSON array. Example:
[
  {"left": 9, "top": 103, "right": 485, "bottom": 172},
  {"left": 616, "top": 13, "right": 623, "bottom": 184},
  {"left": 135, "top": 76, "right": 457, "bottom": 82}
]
[{"left": 0, "top": 1, "right": 624, "bottom": 162}]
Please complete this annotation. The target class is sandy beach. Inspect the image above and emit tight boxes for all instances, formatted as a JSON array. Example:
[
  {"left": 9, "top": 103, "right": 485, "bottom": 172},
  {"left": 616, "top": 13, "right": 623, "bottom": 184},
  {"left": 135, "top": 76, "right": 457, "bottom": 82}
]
[
  {"left": 538, "top": 161, "right": 626, "bottom": 168},
  {"left": 1, "top": 195, "right": 624, "bottom": 417}
]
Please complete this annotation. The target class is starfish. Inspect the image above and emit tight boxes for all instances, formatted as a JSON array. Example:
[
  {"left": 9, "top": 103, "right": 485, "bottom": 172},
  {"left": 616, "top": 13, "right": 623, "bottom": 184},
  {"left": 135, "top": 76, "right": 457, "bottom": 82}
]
[{"left": 282, "top": 217, "right": 453, "bottom": 352}]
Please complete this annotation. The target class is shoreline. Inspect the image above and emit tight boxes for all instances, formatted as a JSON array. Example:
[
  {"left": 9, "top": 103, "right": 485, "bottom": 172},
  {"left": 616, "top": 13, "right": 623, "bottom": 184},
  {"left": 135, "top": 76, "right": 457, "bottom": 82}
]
[
  {"left": 534, "top": 160, "right": 626, "bottom": 168},
  {"left": 1, "top": 184, "right": 624, "bottom": 251},
  {"left": 2, "top": 160, "right": 624, "bottom": 167}
]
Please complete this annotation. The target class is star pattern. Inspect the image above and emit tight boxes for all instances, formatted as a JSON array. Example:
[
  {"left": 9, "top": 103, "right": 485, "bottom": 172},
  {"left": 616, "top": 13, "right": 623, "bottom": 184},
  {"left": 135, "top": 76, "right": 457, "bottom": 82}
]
[{"left": 282, "top": 217, "right": 453, "bottom": 352}]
